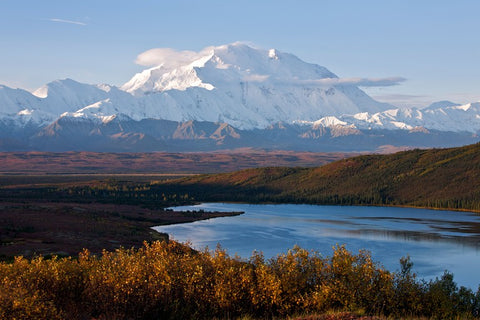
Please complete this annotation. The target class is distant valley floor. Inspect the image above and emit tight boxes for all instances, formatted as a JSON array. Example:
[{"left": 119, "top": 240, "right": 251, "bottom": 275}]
[{"left": 0, "top": 150, "right": 352, "bottom": 175}]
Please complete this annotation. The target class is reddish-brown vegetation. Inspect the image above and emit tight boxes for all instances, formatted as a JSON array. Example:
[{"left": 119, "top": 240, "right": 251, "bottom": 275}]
[
  {"left": 0, "top": 201, "right": 241, "bottom": 259},
  {"left": 0, "top": 150, "right": 351, "bottom": 174},
  {"left": 164, "top": 142, "right": 480, "bottom": 212},
  {"left": 294, "top": 313, "right": 382, "bottom": 320}
]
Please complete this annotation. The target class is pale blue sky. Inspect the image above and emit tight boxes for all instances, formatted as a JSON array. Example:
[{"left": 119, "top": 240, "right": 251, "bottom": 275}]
[{"left": 1, "top": 0, "right": 479, "bottom": 107}]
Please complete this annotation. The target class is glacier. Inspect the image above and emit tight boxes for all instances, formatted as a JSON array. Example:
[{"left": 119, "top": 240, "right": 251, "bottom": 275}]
[{"left": 0, "top": 42, "right": 479, "bottom": 152}]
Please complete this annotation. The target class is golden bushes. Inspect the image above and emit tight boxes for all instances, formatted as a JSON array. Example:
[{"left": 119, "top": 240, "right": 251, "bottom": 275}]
[{"left": 0, "top": 241, "right": 478, "bottom": 319}]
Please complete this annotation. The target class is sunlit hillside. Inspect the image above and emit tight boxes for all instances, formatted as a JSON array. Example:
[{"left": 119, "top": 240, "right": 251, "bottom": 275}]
[{"left": 164, "top": 142, "right": 480, "bottom": 212}]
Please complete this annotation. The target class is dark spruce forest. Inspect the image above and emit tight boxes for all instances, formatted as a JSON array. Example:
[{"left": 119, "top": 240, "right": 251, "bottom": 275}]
[
  {"left": 1, "top": 143, "right": 480, "bottom": 319},
  {"left": 162, "top": 142, "right": 480, "bottom": 212}
]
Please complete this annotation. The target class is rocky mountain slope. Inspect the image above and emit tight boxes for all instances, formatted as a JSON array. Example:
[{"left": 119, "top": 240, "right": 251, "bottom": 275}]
[{"left": 0, "top": 43, "right": 478, "bottom": 152}]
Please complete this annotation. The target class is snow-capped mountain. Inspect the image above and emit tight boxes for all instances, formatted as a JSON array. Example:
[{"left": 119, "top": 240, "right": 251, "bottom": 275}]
[
  {"left": 0, "top": 42, "right": 479, "bottom": 152},
  {"left": 317, "top": 102, "right": 480, "bottom": 133},
  {"left": 1, "top": 43, "right": 393, "bottom": 129},
  {"left": 118, "top": 43, "right": 391, "bottom": 129},
  {"left": 0, "top": 79, "right": 128, "bottom": 126}
]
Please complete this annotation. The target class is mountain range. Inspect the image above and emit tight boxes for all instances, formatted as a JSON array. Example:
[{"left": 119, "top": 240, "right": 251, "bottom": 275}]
[{"left": 1, "top": 42, "right": 479, "bottom": 152}]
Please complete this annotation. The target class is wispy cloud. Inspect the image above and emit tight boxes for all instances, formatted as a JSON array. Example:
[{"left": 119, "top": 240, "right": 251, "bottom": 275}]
[
  {"left": 299, "top": 77, "right": 407, "bottom": 87},
  {"left": 372, "top": 93, "right": 426, "bottom": 101},
  {"left": 370, "top": 93, "right": 432, "bottom": 108},
  {"left": 371, "top": 92, "right": 480, "bottom": 109},
  {"left": 243, "top": 74, "right": 270, "bottom": 82},
  {"left": 48, "top": 18, "right": 87, "bottom": 26},
  {"left": 134, "top": 46, "right": 406, "bottom": 89}
]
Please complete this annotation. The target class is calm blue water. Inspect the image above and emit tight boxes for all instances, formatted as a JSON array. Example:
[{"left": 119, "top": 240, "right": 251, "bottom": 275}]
[{"left": 153, "top": 203, "right": 480, "bottom": 288}]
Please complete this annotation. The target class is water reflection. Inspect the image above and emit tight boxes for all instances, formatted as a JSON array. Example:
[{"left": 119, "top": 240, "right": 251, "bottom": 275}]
[{"left": 153, "top": 203, "right": 480, "bottom": 288}]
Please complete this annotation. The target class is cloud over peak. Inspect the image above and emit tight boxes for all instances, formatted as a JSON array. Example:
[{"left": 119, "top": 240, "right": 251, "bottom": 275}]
[
  {"left": 306, "top": 77, "right": 407, "bottom": 87},
  {"left": 135, "top": 48, "right": 210, "bottom": 68},
  {"left": 133, "top": 44, "right": 406, "bottom": 88}
]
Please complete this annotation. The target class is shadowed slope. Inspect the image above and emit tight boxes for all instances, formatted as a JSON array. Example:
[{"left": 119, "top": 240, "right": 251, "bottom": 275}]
[{"left": 163, "top": 142, "right": 480, "bottom": 211}]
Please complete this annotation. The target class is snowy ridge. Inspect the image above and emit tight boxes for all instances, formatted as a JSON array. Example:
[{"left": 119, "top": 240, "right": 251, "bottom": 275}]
[
  {"left": 118, "top": 42, "right": 392, "bottom": 128},
  {"left": 335, "top": 103, "right": 480, "bottom": 133},
  {"left": 297, "top": 102, "right": 480, "bottom": 134},
  {"left": 0, "top": 42, "right": 479, "bottom": 139}
]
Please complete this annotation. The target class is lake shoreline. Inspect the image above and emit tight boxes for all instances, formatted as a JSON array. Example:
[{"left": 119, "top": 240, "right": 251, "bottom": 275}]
[
  {"left": 2, "top": 196, "right": 477, "bottom": 261},
  {"left": 158, "top": 202, "right": 480, "bottom": 289},
  {"left": 0, "top": 200, "right": 243, "bottom": 260},
  {"left": 188, "top": 200, "right": 480, "bottom": 214}
]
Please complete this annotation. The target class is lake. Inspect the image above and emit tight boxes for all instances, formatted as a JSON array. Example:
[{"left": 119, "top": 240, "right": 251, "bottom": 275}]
[{"left": 153, "top": 203, "right": 480, "bottom": 288}]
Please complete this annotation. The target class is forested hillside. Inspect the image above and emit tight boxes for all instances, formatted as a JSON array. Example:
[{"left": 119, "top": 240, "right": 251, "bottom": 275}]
[{"left": 163, "top": 142, "right": 480, "bottom": 211}]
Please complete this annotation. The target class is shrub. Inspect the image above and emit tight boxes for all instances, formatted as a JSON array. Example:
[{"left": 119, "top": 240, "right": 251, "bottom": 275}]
[{"left": 0, "top": 241, "right": 478, "bottom": 319}]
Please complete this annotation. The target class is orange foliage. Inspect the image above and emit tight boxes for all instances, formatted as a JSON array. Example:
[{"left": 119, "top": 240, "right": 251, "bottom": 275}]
[{"left": 0, "top": 241, "right": 478, "bottom": 319}]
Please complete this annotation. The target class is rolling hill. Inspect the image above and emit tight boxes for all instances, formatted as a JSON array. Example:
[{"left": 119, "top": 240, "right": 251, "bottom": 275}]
[{"left": 162, "top": 142, "right": 480, "bottom": 212}]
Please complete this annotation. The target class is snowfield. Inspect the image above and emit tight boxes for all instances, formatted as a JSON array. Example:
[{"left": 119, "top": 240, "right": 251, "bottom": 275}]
[{"left": 0, "top": 43, "right": 479, "bottom": 152}]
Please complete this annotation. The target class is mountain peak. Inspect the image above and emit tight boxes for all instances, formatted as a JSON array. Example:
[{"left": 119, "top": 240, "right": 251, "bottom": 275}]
[
  {"left": 121, "top": 43, "right": 338, "bottom": 97},
  {"left": 115, "top": 42, "right": 392, "bottom": 128},
  {"left": 33, "top": 78, "right": 93, "bottom": 98},
  {"left": 1, "top": 42, "right": 480, "bottom": 151},
  {"left": 425, "top": 100, "right": 460, "bottom": 110}
]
